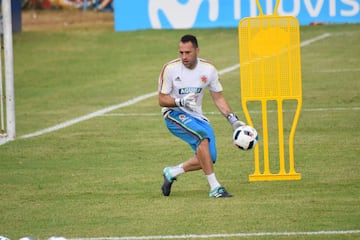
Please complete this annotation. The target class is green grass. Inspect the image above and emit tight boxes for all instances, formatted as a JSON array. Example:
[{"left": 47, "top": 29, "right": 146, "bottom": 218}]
[{"left": 0, "top": 22, "right": 359, "bottom": 240}]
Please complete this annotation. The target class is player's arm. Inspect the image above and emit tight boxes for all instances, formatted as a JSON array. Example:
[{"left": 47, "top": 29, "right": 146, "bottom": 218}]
[
  {"left": 210, "top": 91, "right": 244, "bottom": 129},
  {"left": 158, "top": 93, "right": 176, "bottom": 107},
  {"left": 210, "top": 91, "right": 233, "bottom": 116},
  {"left": 159, "top": 92, "right": 197, "bottom": 111}
]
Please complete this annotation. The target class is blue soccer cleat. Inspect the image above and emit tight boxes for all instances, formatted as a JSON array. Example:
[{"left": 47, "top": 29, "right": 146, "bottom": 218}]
[
  {"left": 161, "top": 167, "right": 176, "bottom": 196},
  {"left": 209, "top": 186, "right": 233, "bottom": 198}
]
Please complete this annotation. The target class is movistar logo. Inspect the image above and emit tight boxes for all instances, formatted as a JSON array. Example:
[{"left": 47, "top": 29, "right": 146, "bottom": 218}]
[{"left": 179, "top": 87, "right": 202, "bottom": 94}]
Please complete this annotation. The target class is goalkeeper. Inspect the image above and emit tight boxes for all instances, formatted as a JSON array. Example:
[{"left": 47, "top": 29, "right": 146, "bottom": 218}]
[{"left": 158, "top": 34, "right": 244, "bottom": 198}]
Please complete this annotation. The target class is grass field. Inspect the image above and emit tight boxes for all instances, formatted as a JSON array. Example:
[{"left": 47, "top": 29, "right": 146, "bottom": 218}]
[{"left": 0, "top": 13, "right": 359, "bottom": 240}]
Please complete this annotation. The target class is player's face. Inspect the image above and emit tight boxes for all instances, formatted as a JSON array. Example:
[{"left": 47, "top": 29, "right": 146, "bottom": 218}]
[{"left": 179, "top": 41, "right": 199, "bottom": 69}]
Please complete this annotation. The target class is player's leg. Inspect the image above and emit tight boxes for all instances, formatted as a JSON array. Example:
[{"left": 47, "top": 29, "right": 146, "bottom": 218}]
[
  {"left": 196, "top": 139, "right": 231, "bottom": 197},
  {"left": 161, "top": 156, "right": 199, "bottom": 196},
  {"left": 182, "top": 156, "right": 201, "bottom": 171},
  {"left": 196, "top": 138, "right": 213, "bottom": 174},
  {"left": 162, "top": 110, "right": 232, "bottom": 197},
  {"left": 161, "top": 110, "right": 206, "bottom": 196},
  {"left": 173, "top": 138, "right": 232, "bottom": 197}
]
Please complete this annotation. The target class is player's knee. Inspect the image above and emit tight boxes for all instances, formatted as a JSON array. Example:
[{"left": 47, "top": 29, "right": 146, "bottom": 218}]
[{"left": 198, "top": 138, "right": 217, "bottom": 163}]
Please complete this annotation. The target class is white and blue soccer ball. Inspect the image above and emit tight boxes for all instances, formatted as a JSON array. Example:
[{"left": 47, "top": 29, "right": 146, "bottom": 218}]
[{"left": 233, "top": 125, "right": 258, "bottom": 150}]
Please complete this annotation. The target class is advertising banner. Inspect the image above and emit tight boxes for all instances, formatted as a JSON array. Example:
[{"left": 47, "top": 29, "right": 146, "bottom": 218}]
[
  {"left": 0, "top": 0, "right": 22, "bottom": 33},
  {"left": 114, "top": 0, "right": 360, "bottom": 31}
]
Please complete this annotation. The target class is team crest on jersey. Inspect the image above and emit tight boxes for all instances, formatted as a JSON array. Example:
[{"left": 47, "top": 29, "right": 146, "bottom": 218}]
[
  {"left": 175, "top": 76, "right": 181, "bottom": 81},
  {"left": 201, "top": 75, "right": 207, "bottom": 83}
]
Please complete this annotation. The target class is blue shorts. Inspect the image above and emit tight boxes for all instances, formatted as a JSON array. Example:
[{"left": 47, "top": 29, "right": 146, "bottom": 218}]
[{"left": 164, "top": 110, "right": 217, "bottom": 163}]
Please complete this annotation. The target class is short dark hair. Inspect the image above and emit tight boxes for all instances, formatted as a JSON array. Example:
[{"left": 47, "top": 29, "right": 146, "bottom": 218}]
[{"left": 180, "top": 34, "right": 198, "bottom": 48}]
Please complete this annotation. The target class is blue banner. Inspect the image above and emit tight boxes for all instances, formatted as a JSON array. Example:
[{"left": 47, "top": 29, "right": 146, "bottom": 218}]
[
  {"left": 114, "top": 0, "right": 360, "bottom": 31},
  {"left": 0, "top": 0, "right": 22, "bottom": 33}
]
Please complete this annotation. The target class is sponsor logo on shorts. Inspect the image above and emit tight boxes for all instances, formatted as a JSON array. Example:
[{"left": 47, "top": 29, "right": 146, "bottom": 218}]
[{"left": 179, "top": 114, "right": 186, "bottom": 121}]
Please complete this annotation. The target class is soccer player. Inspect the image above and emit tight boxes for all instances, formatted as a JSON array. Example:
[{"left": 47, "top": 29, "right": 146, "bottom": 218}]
[{"left": 158, "top": 34, "right": 244, "bottom": 198}]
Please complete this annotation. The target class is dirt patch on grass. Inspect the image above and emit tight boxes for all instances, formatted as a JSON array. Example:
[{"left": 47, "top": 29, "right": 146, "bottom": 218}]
[{"left": 22, "top": 9, "right": 114, "bottom": 31}]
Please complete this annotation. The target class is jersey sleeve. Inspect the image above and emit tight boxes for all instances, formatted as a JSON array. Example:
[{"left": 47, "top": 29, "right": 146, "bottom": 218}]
[
  {"left": 158, "top": 61, "right": 175, "bottom": 95},
  {"left": 208, "top": 66, "right": 223, "bottom": 92}
]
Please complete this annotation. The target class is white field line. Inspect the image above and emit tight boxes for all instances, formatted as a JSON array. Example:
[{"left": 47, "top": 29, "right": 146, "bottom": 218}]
[
  {"left": 300, "top": 32, "right": 331, "bottom": 47},
  {"left": 313, "top": 68, "right": 360, "bottom": 73},
  {"left": 68, "top": 230, "right": 360, "bottom": 240},
  {"left": 0, "top": 33, "right": 331, "bottom": 144},
  {"left": 18, "top": 92, "right": 158, "bottom": 139},
  {"left": 101, "top": 106, "right": 360, "bottom": 117}
]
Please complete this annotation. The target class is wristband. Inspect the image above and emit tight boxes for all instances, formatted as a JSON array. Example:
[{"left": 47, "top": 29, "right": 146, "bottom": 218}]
[
  {"left": 227, "top": 112, "right": 238, "bottom": 124},
  {"left": 175, "top": 98, "right": 182, "bottom": 107}
]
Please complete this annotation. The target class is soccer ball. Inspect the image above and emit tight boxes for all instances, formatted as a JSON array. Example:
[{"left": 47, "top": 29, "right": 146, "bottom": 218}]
[{"left": 233, "top": 125, "right": 258, "bottom": 150}]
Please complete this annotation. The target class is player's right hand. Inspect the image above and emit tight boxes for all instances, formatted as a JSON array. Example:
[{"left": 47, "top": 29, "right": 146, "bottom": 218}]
[{"left": 175, "top": 92, "right": 197, "bottom": 111}]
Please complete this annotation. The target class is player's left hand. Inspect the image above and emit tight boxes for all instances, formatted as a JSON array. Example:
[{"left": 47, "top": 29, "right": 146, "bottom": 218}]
[
  {"left": 231, "top": 120, "right": 245, "bottom": 130},
  {"left": 227, "top": 113, "right": 245, "bottom": 130}
]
